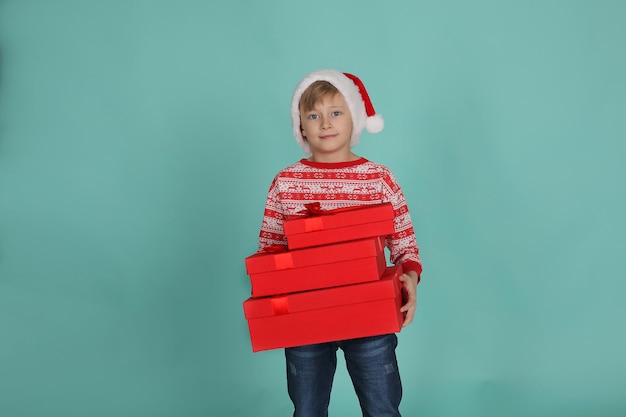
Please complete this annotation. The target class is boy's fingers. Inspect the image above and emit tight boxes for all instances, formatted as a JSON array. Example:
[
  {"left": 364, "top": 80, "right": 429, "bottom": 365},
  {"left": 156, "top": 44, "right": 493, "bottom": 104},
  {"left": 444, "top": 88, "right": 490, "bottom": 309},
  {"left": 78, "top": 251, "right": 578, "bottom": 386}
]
[
  {"left": 400, "top": 299, "right": 414, "bottom": 311},
  {"left": 402, "top": 308, "right": 415, "bottom": 327},
  {"left": 398, "top": 273, "right": 418, "bottom": 326}
]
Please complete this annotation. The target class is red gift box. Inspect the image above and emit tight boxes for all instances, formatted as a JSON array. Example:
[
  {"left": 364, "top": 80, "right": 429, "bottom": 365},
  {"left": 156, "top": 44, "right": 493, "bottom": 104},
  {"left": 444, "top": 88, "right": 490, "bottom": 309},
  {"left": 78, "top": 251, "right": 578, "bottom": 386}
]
[
  {"left": 243, "top": 265, "right": 405, "bottom": 352},
  {"left": 283, "top": 203, "right": 395, "bottom": 250},
  {"left": 245, "top": 237, "right": 387, "bottom": 297}
]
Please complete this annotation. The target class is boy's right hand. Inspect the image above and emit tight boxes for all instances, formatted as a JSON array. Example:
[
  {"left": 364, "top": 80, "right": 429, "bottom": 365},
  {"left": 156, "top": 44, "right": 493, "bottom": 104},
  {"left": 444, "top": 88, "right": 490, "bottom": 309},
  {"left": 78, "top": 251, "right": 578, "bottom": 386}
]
[{"left": 399, "top": 271, "right": 419, "bottom": 327}]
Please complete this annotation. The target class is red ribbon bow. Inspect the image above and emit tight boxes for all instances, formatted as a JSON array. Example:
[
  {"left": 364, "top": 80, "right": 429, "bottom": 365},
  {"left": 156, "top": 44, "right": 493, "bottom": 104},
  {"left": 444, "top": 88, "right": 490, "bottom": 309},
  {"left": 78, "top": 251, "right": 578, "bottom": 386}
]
[
  {"left": 262, "top": 244, "right": 293, "bottom": 269},
  {"left": 262, "top": 244, "right": 288, "bottom": 253},
  {"left": 287, "top": 202, "right": 357, "bottom": 220}
]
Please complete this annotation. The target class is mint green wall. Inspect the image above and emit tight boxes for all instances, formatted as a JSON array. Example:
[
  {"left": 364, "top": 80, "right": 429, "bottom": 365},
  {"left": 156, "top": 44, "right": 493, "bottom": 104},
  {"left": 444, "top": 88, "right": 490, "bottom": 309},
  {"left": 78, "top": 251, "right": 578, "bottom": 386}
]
[{"left": 1, "top": 1, "right": 624, "bottom": 416}]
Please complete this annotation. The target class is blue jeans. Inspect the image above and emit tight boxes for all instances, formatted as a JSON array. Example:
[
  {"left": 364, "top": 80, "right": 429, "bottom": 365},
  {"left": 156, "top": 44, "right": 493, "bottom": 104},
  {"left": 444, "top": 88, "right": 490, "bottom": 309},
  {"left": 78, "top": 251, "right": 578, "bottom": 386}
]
[{"left": 285, "top": 334, "right": 402, "bottom": 417}]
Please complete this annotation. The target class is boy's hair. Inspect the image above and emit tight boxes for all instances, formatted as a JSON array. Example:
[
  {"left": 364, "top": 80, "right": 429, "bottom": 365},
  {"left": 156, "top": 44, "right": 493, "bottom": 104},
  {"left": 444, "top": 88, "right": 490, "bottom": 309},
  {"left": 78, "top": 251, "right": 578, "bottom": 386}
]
[{"left": 298, "top": 81, "right": 340, "bottom": 113}]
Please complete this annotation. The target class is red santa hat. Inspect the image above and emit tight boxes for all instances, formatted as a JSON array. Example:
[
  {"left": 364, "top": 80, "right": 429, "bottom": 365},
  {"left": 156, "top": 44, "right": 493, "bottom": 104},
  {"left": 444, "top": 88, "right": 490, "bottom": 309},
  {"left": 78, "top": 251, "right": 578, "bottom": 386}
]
[{"left": 291, "top": 69, "right": 384, "bottom": 156}]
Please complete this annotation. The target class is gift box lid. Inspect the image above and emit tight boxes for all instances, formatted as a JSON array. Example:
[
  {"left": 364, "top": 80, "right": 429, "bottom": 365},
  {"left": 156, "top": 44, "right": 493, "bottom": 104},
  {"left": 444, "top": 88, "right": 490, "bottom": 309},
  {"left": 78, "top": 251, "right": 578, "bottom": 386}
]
[
  {"left": 245, "top": 236, "right": 385, "bottom": 275},
  {"left": 283, "top": 202, "right": 395, "bottom": 236},
  {"left": 243, "top": 264, "right": 402, "bottom": 319}
]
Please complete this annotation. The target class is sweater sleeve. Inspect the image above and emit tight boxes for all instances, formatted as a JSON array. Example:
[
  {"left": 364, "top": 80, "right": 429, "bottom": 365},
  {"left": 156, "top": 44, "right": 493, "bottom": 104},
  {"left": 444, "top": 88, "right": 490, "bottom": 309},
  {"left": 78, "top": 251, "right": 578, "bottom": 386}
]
[
  {"left": 258, "top": 176, "right": 288, "bottom": 251},
  {"left": 381, "top": 167, "right": 423, "bottom": 280}
]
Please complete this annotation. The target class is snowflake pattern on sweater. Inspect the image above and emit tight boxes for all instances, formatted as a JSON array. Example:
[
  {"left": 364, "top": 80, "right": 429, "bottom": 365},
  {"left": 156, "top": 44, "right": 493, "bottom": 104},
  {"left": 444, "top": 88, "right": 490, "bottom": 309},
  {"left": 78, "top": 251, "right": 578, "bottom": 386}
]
[{"left": 258, "top": 158, "right": 422, "bottom": 276}]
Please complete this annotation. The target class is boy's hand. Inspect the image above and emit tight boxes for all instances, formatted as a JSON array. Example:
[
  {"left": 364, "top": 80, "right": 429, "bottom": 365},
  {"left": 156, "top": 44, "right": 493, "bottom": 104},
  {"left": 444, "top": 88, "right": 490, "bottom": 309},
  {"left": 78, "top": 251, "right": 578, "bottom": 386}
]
[{"left": 399, "top": 271, "right": 419, "bottom": 327}]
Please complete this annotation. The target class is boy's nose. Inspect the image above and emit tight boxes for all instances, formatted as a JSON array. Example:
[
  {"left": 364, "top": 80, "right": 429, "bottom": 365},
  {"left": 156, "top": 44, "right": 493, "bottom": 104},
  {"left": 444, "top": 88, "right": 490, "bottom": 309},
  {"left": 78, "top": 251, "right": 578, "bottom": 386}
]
[{"left": 321, "top": 116, "right": 332, "bottom": 129}]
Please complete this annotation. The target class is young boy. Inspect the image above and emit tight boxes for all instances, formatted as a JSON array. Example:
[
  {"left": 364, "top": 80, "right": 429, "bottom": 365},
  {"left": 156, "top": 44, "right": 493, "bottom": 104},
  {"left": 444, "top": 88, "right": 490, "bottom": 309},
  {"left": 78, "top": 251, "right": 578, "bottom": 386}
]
[{"left": 257, "top": 69, "right": 422, "bottom": 417}]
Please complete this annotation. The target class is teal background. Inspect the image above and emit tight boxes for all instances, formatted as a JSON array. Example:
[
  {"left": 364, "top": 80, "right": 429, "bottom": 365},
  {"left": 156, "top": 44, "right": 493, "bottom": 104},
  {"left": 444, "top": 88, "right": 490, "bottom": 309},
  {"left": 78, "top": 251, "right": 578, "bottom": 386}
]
[{"left": 1, "top": 1, "right": 624, "bottom": 416}]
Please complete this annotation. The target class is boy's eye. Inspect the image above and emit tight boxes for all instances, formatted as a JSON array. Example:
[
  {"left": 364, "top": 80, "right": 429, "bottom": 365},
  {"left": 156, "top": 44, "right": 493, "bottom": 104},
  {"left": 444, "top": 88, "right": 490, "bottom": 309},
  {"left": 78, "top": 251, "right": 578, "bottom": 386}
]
[
  {"left": 308, "top": 114, "right": 319, "bottom": 120},
  {"left": 332, "top": 111, "right": 342, "bottom": 117}
]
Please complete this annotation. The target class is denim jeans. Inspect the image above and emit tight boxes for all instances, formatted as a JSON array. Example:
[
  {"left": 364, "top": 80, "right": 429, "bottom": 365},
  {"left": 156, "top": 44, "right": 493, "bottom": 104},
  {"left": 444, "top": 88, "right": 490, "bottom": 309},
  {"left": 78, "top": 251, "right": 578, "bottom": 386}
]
[{"left": 285, "top": 334, "right": 402, "bottom": 417}]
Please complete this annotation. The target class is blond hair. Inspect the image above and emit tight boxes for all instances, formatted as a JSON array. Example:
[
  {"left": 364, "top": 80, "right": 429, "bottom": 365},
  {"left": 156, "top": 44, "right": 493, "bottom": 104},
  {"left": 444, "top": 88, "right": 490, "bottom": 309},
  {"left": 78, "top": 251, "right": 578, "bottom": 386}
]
[{"left": 298, "top": 80, "right": 341, "bottom": 113}]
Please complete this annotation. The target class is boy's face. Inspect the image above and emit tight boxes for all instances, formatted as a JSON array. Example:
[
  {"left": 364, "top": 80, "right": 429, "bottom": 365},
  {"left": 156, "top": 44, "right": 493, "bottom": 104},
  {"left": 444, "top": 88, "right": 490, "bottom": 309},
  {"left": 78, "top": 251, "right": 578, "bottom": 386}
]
[{"left": 300, "top": 93, "right": 354, "bottom": 162}]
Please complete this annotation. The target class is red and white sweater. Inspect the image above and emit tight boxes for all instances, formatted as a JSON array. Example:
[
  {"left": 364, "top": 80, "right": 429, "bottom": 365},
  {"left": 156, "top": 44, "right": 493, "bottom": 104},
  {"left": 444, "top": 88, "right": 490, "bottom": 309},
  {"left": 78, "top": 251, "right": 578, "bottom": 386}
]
[{"left": 258, "top": 158, "right": 422, "bottom": 277}]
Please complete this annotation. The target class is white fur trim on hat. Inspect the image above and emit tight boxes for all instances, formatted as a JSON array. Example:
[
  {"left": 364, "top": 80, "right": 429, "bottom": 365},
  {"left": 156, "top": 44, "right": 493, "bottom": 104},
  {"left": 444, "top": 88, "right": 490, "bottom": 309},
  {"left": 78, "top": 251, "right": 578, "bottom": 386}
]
[{"left": 291, "top": 69, "right": 383, "bottom": 156}]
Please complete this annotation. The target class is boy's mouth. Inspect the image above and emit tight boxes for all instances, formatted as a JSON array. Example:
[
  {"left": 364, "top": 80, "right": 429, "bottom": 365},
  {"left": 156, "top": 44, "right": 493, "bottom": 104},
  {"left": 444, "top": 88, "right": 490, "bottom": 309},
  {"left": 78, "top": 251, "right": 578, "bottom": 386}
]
[{"left": 319, "top": 134, "right": 338, "bottom": 139}]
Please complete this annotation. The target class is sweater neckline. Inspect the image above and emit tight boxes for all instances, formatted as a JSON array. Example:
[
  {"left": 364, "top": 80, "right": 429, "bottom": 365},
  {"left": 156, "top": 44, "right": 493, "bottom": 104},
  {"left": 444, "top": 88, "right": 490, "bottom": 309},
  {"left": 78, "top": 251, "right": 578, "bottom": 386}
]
[{"left": 299, "top": 157, "right": 369, "bottom": 169}]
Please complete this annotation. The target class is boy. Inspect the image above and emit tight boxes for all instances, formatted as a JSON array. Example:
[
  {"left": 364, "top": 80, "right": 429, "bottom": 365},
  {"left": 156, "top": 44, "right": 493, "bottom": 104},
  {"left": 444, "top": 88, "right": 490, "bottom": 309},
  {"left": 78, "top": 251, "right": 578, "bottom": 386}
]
[{"left": 257, "top": 69, "right": 422, "bottom": 417}]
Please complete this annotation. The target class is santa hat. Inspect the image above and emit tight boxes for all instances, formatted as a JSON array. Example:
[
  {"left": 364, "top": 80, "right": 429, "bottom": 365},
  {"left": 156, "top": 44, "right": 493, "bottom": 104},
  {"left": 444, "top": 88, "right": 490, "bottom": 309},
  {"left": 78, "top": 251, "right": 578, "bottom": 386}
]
[{"left": 291, "top": 69, "right": 384, "bottom": 156}]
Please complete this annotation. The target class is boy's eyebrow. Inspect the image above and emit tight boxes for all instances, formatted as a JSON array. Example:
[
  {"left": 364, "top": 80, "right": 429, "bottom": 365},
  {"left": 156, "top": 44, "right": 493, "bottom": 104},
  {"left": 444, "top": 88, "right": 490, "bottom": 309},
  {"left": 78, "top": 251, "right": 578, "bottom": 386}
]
[
  {"left": 302, "top": 103, "right": 348, "bottom": 112},
  {"left": 314, "top": 104, "right": 348, "bottom": 109}
]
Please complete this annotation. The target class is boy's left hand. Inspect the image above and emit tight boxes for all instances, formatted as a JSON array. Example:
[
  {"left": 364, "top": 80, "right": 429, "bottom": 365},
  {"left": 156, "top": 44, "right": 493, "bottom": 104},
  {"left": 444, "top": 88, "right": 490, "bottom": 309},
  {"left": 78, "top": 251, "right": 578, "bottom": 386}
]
[{"left": 399, "top": 271, "right": 419, "bottom": 327}]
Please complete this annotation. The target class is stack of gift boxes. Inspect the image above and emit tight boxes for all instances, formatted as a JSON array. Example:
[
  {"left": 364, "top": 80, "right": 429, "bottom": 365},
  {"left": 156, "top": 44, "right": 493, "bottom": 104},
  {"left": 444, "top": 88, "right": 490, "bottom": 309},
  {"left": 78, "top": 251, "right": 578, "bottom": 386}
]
[{"left": 242, "top": 203, "right": 406, "bottom": 352}]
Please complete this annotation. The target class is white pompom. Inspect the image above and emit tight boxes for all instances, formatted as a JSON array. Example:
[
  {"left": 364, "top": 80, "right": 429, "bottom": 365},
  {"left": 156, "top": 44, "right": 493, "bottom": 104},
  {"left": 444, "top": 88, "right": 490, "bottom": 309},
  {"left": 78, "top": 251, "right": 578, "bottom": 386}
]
[{"left": 365, "top": 114, "right": 384, "bottom": 133}]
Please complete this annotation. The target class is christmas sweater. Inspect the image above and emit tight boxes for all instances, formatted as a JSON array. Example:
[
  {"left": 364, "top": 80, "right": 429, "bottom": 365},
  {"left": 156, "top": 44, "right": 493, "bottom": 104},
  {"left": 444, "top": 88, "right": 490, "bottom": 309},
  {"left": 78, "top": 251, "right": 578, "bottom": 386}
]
[{"left": 258, "top": 157, "right": 422, "bottom": 277}]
